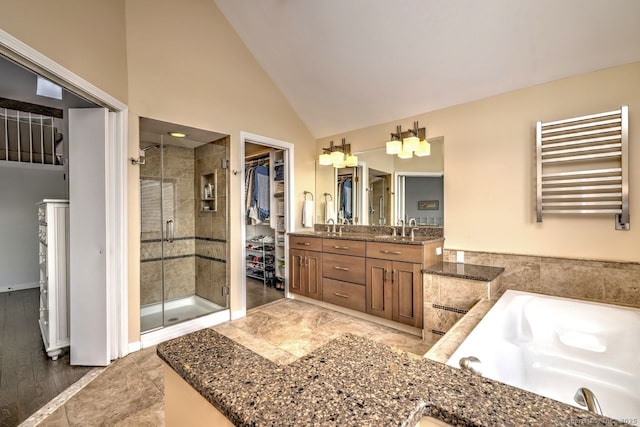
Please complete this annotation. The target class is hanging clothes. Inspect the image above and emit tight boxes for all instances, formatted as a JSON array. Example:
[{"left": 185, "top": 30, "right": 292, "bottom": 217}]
[{"left": 341, "top": 179, "right": 352, "bottom": 219}]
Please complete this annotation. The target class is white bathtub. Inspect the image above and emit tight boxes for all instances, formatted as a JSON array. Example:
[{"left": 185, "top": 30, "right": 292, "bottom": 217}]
[{"left": 447, "top": 290, "right": 640, "bottom": 422}]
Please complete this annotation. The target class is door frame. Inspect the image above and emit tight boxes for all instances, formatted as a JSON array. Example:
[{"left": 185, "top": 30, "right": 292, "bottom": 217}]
[
  {"left": 0, "top": 30, "right": 129, "bottom": 359},
  {"left": 238, "top": 131, "right": 294, "bottom": 318}
]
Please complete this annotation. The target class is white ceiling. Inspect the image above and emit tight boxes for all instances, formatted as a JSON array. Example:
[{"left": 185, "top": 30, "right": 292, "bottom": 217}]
[{"left": 214, "top": 0, "right": 640, "bottom": 138}]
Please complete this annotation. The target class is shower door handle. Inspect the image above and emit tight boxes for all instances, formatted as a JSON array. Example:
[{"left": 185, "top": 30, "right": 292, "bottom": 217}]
[{"left": 165, "top": 220, "right": 174, "bottom": 243}]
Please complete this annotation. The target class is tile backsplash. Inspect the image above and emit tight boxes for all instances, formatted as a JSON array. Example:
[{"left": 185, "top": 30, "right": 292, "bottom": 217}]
[{"left": 443, "top": 249, "right": 640, "bottom": 308}]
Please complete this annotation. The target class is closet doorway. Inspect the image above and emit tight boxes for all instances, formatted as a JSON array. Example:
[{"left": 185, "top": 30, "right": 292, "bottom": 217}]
[{"left": 241, "top": 132, "right": 293, "bottom": 311}]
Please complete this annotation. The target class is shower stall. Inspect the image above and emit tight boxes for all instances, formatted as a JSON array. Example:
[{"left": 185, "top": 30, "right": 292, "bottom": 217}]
[{"left": 138, "top": 117, "right": 229, "bottom": 336}]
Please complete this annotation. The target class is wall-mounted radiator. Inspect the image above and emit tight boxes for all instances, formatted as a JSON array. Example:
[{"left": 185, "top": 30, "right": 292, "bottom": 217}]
[{"left": 536, "top": 106, "right": 629, "bottom": 230}]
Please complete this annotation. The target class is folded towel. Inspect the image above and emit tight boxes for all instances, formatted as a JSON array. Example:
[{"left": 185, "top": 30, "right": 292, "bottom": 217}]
[
  {"left": 302, "top": 200, "right": 314, "bottom": 228},
  {"left": 325, "top": 200, "right": 337, "bottom": 224}
]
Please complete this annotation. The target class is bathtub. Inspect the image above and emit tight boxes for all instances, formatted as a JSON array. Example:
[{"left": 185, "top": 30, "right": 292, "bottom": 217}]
[{"left": 447, "top": 290, "right": 640, "bottom": 422}]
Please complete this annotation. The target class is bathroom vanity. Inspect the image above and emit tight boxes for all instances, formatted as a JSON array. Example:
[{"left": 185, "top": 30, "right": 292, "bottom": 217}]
[{"left": 288, "top": 230, "right": 444, "bottom": 328}]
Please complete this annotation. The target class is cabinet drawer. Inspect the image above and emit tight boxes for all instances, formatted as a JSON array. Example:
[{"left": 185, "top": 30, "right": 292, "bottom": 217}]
[
  {"left": 323, "top": 278, "right": 365, "bottom": 312},
  {"left": 322, "top": 239, "right": 366, "bottom": 257},
  {"left": 289, "top": 235, "right": 322, "bottom": 251},
  {"left": 322, "top": 253, "right": 366, "bottom": 284},
  {"left": 366, "top": 242, "right": 423, "bottom": 263}
]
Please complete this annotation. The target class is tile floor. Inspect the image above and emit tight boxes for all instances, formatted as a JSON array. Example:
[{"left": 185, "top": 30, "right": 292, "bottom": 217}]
[{"left": 33, "top": 299, "right": 431, "bottom": 426}]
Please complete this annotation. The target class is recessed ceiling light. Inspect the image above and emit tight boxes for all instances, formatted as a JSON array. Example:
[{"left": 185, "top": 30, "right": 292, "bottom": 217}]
[{"left": 169, "top": 131, "right": 187, "bottom": 138}]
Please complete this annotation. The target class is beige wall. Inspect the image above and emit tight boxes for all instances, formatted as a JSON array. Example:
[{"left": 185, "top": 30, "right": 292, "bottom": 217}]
[
  {"left": 318, "top": 62, "right": 640, "bottom": 263},
  {"left": 125, "top": 0, "right": 315, "bottom": 341},
  {"left": 0, "top": 0, "right": 129, "bottom": 103}
]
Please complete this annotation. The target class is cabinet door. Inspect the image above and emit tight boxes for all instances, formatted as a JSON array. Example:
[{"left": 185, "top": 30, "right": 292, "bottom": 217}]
[
  {"left": 304, "top": 252, "right": 323, "bottom": 300},
  {"left": 393, "top": 261, "right": 423, "bottom": 328},
  {"left": 289, "top": 249, "right": 304, "bottom": 295},
  {"left": 366, "top": 258, "right": 393, "bottom": 320}
]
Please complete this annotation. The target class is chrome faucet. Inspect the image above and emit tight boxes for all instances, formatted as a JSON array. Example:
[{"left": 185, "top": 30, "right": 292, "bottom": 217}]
[
  {"left": 409, "top": 218, "right": 417, "bottom": 227},
  {"left": 326, "top": 218, "right": 336, "bottom": 233},
  {"left": 410, "top": 228, "right": 419, "bottom": 240},
  {"left": 574, "top": 388, "right": 602, "bottom": 415},
  {"left": 459, "top": 356, "right": 482, "bottom": 376},
  {"left": 398, "top": 219, "right": 405, "bottom": 237}
]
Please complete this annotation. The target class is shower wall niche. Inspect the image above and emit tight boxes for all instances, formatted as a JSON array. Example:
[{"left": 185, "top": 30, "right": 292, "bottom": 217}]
[{"left": 139, "top": 117, "right": 229, "bottom": 333}]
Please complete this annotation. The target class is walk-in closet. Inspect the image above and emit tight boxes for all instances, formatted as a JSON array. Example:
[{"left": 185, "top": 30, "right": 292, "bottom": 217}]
[{"left": 244, "top": 142, "right": 288, "bottom": 309}]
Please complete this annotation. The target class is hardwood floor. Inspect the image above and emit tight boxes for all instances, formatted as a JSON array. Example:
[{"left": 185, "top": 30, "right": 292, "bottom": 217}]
[
  {"left": 246, "top": 277, "right": 284, "bottom": 310},
  {"left": 0, "top": 289, "right": 92, "bottom": 427}
]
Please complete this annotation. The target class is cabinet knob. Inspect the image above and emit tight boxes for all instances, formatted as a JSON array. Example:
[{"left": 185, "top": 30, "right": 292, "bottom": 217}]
[
  {"left": 42, "top": 289, "right": 47, "bottom": 294},
  {"left": 43, "top": 320, "right": 48, "bottom": 326}
]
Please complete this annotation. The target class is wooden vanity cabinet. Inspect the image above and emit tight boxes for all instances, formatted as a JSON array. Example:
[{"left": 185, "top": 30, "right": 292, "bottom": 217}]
[
  {"left": 289, "top": 236, "right": 323, "bottom": 300},
  {"left": 321, "top": 239, "right": 366, "bottom": 312},
  {"left": 289, "top": 234, "right": 441, "bottom": 327},
  {"left": 366, "top": 242, "right": 428, "bottom": 328}
]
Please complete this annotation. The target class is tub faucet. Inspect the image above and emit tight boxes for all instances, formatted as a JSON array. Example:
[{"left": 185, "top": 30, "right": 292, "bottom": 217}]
[
  {"left": 574, "top": 388, "right": 602, "bottom": 415},
  {"left": 459, "top": 356, "right": 482, "bottom": 376},
  {"left": 398, "top": 219, "right": 405, "bottom": 237},
  {"left": 326, "top": 218, "right": 336, "bottom": 233}
]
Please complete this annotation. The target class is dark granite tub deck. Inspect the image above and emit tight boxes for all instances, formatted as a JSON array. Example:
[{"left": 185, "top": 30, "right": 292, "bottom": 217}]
[{"left": 158, "top": 329, "right": 622, "bottom": 426}]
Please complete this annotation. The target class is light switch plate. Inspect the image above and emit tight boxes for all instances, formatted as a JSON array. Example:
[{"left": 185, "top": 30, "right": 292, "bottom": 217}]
[
  {"left": 436, "top": 247, "right": 442, "bottom": 256},
  {"left": 456, "top": 251, "right": 464, "bottom": 263}
]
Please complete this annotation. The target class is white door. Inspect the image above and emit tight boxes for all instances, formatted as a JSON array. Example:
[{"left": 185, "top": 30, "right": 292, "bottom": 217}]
[{"left": 68, "top": 108, "right": 109, "bottom": 366}]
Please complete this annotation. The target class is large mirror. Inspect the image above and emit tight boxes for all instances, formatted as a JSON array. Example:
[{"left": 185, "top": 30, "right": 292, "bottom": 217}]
[{"left": 315, "top": 137, "right": 443, "bottom": 227}]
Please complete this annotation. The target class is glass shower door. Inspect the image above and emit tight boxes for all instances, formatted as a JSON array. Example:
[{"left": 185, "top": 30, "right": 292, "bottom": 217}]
[
  {"left": 139, "top": 139, "right": 166, "bottom": 332},
  {"left": 139, "top": 117, "right": 230, "bottom": 334}
]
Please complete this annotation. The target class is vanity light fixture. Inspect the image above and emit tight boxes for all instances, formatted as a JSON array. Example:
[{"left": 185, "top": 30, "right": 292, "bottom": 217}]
[
  {"left": 169, "top": 131, "right": 187, "bottom": 138},
  {"left": 318, "top": 138, "right": 357, "bottom": 168},
  {"left": 386, "top": 121, "right": 430, "bottom": 159}
]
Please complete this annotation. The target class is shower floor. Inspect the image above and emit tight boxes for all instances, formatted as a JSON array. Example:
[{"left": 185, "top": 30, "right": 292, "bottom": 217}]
[{"left": 140, "top": 295, "right": 225, "bottom": 333}]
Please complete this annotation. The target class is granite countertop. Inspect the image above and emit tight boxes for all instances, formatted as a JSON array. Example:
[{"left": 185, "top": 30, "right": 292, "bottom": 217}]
[
  {"left": 157, "top": 329, "right": 621, "bottom": 426},
  {"left": 422, "top": 262, "right": 505, "bottom": 281},
  {"left": 288, "top": 230, "right": 445, "bottom": 246}
]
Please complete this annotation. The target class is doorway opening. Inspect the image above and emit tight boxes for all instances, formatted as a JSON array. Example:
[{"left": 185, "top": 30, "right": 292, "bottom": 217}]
[
  {"left": 0, "top": 34, "right": 127, "bottom": 422},
  {"left": 241, "top": 133, "right": 293, "bottom": 311}
]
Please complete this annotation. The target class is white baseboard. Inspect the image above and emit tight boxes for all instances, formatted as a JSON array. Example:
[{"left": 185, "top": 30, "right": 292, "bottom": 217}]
[
  {"left": 128, "top": 341, "right": 141, "bottom": 353},
  {"left": 0, "top": 281, "right": 39, "bottom": 293}
]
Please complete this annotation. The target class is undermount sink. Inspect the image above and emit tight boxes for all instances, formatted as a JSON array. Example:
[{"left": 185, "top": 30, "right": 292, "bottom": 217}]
[{"left": 374, "top": 235, "right": 396, "bottom": 239}]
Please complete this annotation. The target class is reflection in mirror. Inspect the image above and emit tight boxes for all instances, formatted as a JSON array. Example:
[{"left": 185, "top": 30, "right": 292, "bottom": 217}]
[
  {"left": 316, "top": 137, "right": 444, "bottom": 228},
  {"left": 368, "top": 169, "right": 391, "bottom": 225},
  {"left": 336, "top": 166, "right": 361, "bottom": 224}
]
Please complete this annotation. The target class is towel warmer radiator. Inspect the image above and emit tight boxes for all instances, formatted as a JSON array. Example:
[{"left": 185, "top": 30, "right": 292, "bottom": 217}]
[{"left": 536, "top": 106, "right": 629, "bottom": 230}]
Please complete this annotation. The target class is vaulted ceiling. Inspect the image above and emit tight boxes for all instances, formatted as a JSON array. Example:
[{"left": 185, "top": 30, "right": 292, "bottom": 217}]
[{"left": 214, "top": 0, "right": 640, "bottom": 138}]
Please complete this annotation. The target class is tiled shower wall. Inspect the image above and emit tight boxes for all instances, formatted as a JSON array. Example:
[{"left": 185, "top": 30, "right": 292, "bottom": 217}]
[
  {"left": 194, "top": 141, "right": 228, "bottom": 307},
  {"left": 140, "top": 145, "right": 196, "bottom": 305},
  {"left": 442, "top": 249, "right": 640, "bottom": 308}
]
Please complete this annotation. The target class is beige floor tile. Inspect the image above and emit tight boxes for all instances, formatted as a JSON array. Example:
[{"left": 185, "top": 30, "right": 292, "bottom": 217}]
[{"left": 37, "top": 298, "right": 433, "bottom": 426}]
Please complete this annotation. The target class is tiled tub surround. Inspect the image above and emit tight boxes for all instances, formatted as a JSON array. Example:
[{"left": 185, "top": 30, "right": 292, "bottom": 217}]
[
  {"left": 158, "top": 329, "right": 622, "bottom": 426},
  {"left": 422, "top": 262, "right": 505, "bottom": 343},
  {"left": 443, "top": 249, "right": 640, "bottom": 308},
  {"left": 425, "top": 299, "right": 495, "bottom": 363}
]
